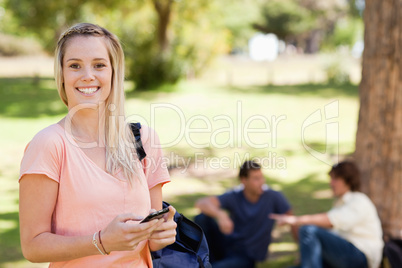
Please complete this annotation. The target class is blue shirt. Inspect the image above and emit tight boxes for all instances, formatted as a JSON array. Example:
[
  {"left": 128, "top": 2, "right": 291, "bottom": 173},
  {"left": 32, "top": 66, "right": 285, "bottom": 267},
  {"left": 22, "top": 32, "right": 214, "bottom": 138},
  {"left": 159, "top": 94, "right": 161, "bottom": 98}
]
[{"left": 218, "top": 185, "right": 291, "bottom": 261}]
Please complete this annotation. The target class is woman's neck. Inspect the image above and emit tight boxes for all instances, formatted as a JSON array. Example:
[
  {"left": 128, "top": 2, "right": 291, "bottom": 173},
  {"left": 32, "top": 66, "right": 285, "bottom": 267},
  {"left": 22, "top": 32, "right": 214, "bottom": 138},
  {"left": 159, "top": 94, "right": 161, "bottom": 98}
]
[{"left": 64, "top": 104, "right": 106, "bottom": 147}]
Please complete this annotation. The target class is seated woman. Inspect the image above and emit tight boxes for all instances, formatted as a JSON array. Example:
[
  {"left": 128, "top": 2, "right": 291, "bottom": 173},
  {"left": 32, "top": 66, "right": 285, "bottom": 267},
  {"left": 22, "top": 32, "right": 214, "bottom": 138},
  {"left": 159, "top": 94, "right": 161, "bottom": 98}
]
[{"left": 270, "top": 161, "right": 383, "bottom": 268}]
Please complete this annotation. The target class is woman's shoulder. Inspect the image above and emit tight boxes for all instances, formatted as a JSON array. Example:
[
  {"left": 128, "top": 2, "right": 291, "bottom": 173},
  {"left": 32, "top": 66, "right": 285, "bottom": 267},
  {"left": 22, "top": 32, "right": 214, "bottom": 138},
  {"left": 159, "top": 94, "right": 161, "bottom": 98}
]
[
  {"left": 34, "top": 123, "right": 64, "bottom": 138},
  {"left": 28, "top": 124, "right": 66, "bottom": 148},
  {"left": 138, "top": 124, "right": 160, "bottom": 145}
]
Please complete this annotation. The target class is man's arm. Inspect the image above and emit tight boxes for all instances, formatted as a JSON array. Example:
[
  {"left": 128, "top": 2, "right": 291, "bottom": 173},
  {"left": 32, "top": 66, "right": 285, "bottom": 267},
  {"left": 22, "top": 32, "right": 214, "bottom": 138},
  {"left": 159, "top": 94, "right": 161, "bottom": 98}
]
[
  {"left": 270, "top": 213, "right": 333, "bottom": 229},
  {"left": 284, "top": 210, "right": 299, "bottom": 241},
  {"left": 195, "top": 196, "right": 234, "bottom": 234}
]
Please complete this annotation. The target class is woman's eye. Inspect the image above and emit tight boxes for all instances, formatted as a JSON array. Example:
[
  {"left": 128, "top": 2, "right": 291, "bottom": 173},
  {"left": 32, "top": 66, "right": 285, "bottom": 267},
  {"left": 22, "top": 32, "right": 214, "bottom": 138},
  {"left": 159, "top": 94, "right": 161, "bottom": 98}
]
[
  {"left": 69, "top": 64, "right": 80, "bottom": 69},
  {"left": 95, "top": 63, "right": 106, "bottom": 68}
]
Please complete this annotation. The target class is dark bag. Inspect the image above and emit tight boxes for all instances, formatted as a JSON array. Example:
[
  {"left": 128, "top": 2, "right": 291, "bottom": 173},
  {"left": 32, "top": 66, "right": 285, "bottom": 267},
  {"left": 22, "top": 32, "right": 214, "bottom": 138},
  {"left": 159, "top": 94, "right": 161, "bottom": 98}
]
[
  {"left": 130, "top": 123, "right": 212, "bottom": 268},
  {"left": 152, "top": 201, "right": 212, "bottom": 268}
]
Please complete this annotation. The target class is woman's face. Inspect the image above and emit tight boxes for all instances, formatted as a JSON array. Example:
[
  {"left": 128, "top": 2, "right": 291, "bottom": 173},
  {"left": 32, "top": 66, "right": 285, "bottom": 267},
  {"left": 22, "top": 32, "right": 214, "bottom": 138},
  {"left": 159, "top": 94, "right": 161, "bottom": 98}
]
[
  {"left": 62, "top": 35, "right": 112, "bottom": 109},
  {"left": 330, "top": 175, "right": 351, "bottom": 197}
]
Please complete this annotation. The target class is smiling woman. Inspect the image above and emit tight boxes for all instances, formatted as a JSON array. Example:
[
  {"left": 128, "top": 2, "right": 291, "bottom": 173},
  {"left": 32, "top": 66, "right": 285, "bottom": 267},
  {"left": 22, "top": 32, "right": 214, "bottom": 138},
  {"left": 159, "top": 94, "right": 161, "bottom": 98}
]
[
  {"left": 18, "top": 23, "right": 177, "bottom": 267},
  {"left": 62, "top": 36, "right": 112, "bottom": 108}
]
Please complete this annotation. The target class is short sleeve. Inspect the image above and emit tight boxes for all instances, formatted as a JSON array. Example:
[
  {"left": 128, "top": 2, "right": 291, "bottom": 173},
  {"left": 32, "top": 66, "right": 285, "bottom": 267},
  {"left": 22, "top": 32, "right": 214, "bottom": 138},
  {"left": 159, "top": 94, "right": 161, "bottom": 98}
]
[
  {"left": 19, "top": 126, "right": 64, "bottom": 183},
  {"left": 273, "top": 190, "right": 291, "bottom": 214},
  {"left": 218, "top": 191, "right": 236, "bottom": 210},
  {"left": 140, "top": 126, "right": 170, "bottom": 189}
]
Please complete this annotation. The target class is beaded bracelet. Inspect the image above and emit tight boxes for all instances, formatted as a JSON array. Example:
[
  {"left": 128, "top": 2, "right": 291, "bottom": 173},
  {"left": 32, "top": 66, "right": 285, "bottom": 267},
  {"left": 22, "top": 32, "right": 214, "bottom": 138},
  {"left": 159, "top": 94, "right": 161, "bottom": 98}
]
[
  {"left": 98, "top": 230, "right": 109, "bottom": 255},
  {"left": 92, "top": 232, "right": 106, "bottom": 255}
]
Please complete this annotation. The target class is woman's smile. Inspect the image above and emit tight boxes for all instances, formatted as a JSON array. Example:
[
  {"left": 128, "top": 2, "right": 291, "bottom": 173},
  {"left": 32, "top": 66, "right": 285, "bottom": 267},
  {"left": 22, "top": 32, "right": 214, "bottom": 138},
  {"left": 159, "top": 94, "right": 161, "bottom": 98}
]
[{"left": 76, "top": 86, "right": 100, "bottom": 95}]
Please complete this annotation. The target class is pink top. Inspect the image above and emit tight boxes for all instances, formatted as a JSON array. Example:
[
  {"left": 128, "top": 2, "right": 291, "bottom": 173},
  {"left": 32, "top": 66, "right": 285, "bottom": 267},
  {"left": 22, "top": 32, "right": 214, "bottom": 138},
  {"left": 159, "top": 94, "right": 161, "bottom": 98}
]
[{"left": 19, "top": 124, "right": 170, "bottom": 268}]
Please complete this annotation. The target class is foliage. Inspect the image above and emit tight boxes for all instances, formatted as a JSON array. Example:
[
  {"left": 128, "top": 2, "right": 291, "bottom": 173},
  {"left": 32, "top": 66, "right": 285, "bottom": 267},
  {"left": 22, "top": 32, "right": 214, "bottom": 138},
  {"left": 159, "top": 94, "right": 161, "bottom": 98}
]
[
  {"left": 348, "top": 0, "right": 365, "bottom": 18},
  {"left": 219, "top": 0, "right": 262, "bottom": 52},
  {"left": 121, "top": 1, "right": 230, "bottom": 90},
  {"left": 0, "top": 0, "right": 18, "bottom": 34},
  {"left": 322, "top": 17, "right": 363, "bottom": 50},
  {"left": 4, "top": 0, "right": 124, "bottom": 51},
  {"left": 168, "top": 1, "right": 229, "bottom": 76},
  {"left": 253, "top": 0, "right": 314, "bottom": 41},
  {"left": 125, "top": 38, "right": 184, "bottom": 90},
  {"left": 3, "top": 0, "right": 364, "bottom": 88},
  {"left": 253, "top": 0, "right": 361, "bottom": 53},
  {"left": 4, "top": 0, "right": 231, "bottom": 90},
  {"left": 324, "top": 60, "right": 351, "bottom": 85}
]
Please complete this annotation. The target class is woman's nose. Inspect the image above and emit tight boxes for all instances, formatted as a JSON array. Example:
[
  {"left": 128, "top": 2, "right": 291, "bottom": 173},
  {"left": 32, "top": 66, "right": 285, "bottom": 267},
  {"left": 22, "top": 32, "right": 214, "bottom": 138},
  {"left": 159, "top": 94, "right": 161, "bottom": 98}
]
[{"left": 81, "top": 67, "right": 95, "bottom": 81}]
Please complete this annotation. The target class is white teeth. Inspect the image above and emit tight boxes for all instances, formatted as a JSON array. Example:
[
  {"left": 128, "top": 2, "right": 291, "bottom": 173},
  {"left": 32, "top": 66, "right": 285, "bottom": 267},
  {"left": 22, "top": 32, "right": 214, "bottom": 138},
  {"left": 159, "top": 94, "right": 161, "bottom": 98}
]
[{"left": 77, "top": 87, "right": 98, "bottom": 94}]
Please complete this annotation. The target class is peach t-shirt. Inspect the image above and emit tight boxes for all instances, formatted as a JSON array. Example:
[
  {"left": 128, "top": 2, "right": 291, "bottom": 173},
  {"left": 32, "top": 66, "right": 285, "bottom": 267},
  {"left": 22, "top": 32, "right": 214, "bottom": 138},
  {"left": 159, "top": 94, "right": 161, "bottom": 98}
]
[{"left": 19, "top": 124, "right": 170, "bottom": 268}]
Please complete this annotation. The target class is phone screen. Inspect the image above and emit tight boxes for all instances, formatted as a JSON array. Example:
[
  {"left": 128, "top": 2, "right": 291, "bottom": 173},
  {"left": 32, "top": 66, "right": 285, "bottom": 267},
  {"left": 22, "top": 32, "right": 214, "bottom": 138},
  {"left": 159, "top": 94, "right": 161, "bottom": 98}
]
[{"left": 140, "top": 207, "right": 169, "bottom": 223}]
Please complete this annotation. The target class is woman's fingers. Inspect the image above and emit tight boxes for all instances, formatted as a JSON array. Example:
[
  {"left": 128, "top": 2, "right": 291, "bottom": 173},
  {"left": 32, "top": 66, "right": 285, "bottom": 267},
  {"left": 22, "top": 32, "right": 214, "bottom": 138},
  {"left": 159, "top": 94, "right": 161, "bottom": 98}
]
[
  {"left": 103, "top": 207, "right": 176, "bottom": 253},
  {"left": 150, "top": 225, "right": 176, "bottom": 239},
  {"left": 124, "top": 218, "right": 164, "bottom": 235},
  {"left": 102, "top": 215, "right": 164, "bottom": 252},
  {"left": 149, "top": 206, "right": 177, "bottom": 245},
  {"left": 124, "top": 219, "right": 165, "bottom": 249},
  {"left": 165, "top": 206, "right": 176, "bottom": 221}
]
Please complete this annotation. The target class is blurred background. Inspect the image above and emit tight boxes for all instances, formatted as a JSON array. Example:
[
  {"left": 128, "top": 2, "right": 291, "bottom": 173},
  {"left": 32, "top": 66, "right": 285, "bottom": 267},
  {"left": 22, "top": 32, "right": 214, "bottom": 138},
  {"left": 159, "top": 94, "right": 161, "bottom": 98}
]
[{"left": 0, "top": 0, "right": 366, "bottom": 267}]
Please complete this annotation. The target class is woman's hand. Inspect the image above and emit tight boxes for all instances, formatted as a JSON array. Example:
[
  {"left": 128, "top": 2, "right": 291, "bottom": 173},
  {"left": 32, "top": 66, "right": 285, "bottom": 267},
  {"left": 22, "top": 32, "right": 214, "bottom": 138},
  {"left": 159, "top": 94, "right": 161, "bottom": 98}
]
[
  {"left": 148, "top": 206, "right": 177, "bottom": 252},
  {"left": 100, "top": 213, "right": 164, "bottom": 253}
]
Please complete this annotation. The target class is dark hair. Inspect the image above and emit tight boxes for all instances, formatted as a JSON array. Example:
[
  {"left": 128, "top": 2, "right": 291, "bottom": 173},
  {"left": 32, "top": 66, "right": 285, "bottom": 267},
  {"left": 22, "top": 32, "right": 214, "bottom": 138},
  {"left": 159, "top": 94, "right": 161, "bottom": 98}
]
[
  {"left": 239, "top": 160, "right": 261, "bottom": 179},
  {"left": 329, "top": 161, "right": 361, "bottom": 191}
]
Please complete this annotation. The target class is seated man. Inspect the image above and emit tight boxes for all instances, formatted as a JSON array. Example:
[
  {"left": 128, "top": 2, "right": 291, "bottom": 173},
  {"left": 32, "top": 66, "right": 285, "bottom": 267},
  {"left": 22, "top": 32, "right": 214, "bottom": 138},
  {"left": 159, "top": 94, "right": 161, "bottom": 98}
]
[
  {"left": 195, "top": 160, "right": 294, "bottom": 268},
  {"left": 271, "top": 161, "right": 384, "bottom": 268}
]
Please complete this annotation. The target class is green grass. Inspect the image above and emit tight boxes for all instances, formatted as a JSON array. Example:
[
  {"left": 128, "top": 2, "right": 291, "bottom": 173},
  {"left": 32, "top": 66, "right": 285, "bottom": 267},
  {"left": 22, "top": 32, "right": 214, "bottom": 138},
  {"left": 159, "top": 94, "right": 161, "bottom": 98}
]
[{"left": 0, "top": 76, "right": 359, "bottom": 267}]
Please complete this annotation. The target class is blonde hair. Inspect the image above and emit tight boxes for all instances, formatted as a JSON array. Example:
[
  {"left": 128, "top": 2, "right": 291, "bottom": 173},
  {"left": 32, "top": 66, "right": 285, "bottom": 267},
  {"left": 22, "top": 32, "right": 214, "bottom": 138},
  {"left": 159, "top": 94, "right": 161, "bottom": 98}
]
[{"left": 55, "top": 23, "right": 142, "bottom": 184}]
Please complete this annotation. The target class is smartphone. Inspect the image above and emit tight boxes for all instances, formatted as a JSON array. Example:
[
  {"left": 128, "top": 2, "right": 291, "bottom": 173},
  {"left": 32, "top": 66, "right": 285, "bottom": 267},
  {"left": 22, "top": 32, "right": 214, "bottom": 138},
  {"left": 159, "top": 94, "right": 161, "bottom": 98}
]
[{"left": 140, "top": 207, "right": 170, "bottom": 223}]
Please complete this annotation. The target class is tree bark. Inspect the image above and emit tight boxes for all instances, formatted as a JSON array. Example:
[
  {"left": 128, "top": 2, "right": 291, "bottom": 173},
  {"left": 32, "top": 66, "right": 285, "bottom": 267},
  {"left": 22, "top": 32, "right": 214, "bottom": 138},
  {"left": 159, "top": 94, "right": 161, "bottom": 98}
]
[
  {"left": 152, "top": 0, "right": 173, "bottom": 52},
  {"left": 355, "top": 0, "right": 402, "bottom": 240}
]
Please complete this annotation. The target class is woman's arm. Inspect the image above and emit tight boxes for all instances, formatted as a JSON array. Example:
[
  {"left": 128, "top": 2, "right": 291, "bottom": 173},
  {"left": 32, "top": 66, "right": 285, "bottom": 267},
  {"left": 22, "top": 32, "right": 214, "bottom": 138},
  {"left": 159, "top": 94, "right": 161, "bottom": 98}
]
[
  {"left": 20, "top": 174, "right": 163, "bottom": 263},
  {"left": 20, "top": 174, "right": 100, "bottom": 262},
  {"left": 149, "top": 183, "right": 163, "bottom": 210},
  {"left": 148, "top": 184, "right": 177, "bottom": 252}
]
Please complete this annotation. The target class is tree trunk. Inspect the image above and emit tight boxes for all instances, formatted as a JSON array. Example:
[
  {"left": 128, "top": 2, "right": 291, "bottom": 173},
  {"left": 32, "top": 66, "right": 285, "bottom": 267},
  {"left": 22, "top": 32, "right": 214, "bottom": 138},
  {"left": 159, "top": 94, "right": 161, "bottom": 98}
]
[
  {"left": 304, "top": 29, "right": 322, "bottom": 54},
  {"left": 152, "top": 0, "right": 173, "bottom": 52},
  {"left": 355, "top": 0, "right": 402, "bottom": 240}
]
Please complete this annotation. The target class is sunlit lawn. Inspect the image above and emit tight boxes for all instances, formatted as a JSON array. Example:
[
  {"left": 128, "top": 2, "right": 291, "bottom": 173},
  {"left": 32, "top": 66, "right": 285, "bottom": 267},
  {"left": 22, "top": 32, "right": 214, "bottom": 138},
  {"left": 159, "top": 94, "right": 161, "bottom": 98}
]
[{"left": 0, "top": 75, "right": 359, "bottom": 267}]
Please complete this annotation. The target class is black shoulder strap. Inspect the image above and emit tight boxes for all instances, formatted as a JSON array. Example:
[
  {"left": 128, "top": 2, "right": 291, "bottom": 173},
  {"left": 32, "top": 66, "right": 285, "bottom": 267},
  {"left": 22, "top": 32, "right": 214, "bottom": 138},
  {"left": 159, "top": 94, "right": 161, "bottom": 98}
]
[{"left": 129, "top": 123, "right": 147, "bottom": 161}]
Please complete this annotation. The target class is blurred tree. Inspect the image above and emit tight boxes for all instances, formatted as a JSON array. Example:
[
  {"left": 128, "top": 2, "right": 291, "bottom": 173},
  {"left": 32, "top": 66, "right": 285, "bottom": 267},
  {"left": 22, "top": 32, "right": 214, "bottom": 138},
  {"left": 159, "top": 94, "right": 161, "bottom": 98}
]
[
  {"left": 5, "top": 0, "right": 230, "bottom": 89},
  {"left": 123, "top": 0, "right": 230, "bottom": 89},
  {"left": 321, "top": 17, "right": 363, "bottom": 50},
  {"left": 4, "top": 0, "right": 124, "bottom": 50},
  {"left": 152, "top": 0, "right": 173, "bottom": 52},
  {"left": 252, "top": 0, "right": 314, "bottom": 43},
  {"left": 355, "top": 0, "right": 401, "bottom": 241},
  {"left": 253, "top": 0, "right": 354, "bottom": 53},
  {"left": 347, "top": 0, "right": 365, "bottom": 17},
  {"left": 220, "top": 0, "right": 262, "bottom": 53},
  {"left": 0, "top": 0, "right": 17, "bottom": 34}
]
